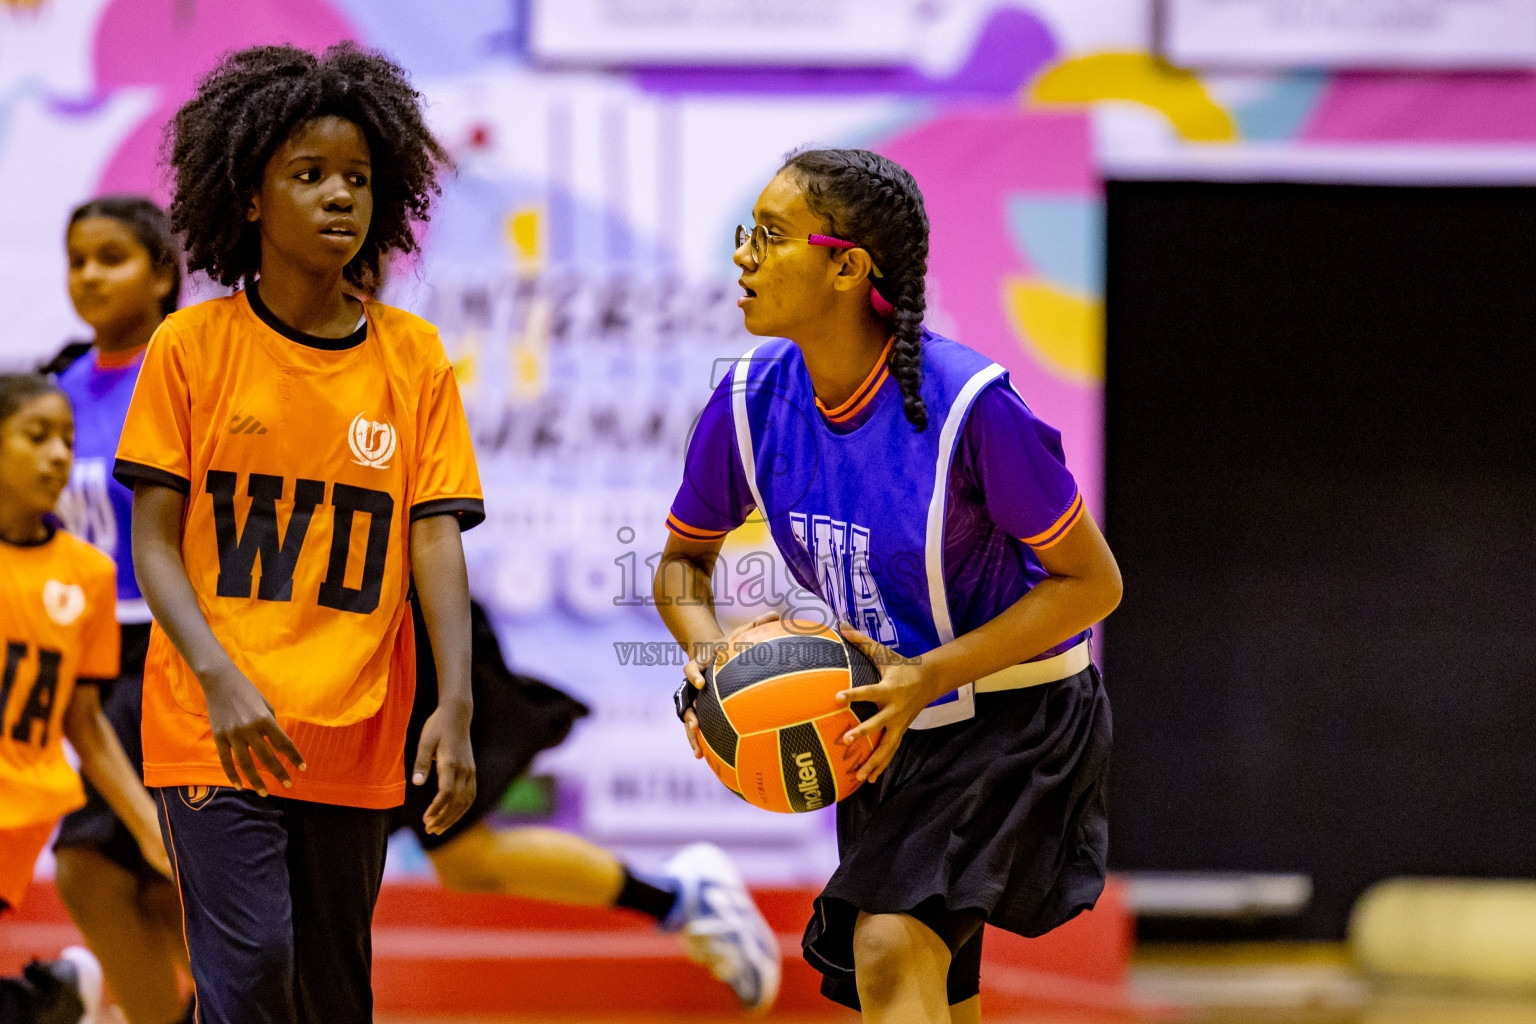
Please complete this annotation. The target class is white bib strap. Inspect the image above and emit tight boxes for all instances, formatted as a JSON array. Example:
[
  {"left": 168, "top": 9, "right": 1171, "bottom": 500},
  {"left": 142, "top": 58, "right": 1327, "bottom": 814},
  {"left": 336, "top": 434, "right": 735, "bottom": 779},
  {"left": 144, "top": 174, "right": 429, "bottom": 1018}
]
[
  {"left": 976, "top": 640, "right": 1092, "bottom": 692},
  {"left": 909, "top": 640, "right": 1091, "bottom": 731}
]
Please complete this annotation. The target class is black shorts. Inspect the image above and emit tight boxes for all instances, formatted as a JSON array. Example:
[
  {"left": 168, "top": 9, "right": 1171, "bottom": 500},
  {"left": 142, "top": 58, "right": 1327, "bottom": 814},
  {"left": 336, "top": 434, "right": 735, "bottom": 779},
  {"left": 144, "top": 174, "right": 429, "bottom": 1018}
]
[
  {"left": 389, "top": 600, "right": 589, "bottom": 850},
  {"left": 803, "top": 665, "right": 1111, "bottom": 1011},
  {"left": 53, "top": 623, "right": 156, "bottom": 878}
]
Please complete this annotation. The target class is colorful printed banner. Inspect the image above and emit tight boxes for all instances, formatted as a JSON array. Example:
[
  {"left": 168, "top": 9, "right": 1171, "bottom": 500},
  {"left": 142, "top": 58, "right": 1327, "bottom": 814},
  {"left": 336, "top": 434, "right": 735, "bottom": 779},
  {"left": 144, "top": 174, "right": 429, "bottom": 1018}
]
[{"left": 6, "top": 0, "right": 1536, "bottom": 880}]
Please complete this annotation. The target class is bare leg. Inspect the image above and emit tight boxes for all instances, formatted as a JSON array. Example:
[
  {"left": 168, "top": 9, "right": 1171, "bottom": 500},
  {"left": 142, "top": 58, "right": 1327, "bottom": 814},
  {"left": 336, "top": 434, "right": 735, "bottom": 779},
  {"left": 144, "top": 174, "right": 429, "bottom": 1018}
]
[
  {"left": 54, "top": 847, "right": 186, "bottom": 1024},
  {"left": 426, "top": 824, "right": 624, "bottom": 905},
  {"left": 852, "top": 912, "right": 952, "bottom": 1024},
  {"left": 950, "top": 993, "right": 981, "bottom": 1024}
]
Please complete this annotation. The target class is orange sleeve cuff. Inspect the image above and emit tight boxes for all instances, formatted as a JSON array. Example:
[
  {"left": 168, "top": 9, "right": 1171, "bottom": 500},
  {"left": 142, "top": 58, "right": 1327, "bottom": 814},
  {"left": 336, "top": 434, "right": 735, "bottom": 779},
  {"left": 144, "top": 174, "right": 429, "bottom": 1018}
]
[
  {"left": 1022, "top": 491, "right": 1084, "bottom": 550},
  {"left": 666, "top": 513, "right": 730, "bottom": 541}
]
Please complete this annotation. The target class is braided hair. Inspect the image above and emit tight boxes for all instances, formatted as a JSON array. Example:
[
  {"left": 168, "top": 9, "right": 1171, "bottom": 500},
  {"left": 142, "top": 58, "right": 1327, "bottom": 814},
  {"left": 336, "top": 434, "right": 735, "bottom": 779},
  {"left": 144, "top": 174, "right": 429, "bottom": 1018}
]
[
  {"left": 780, "top": 148, "right": 930, "bottom": 432},
  {"left": 166, "top": 43, "right": 447, "bottom": 293},
  {"left": 69, "top": 195, "right": 182, "bottom": 317}
]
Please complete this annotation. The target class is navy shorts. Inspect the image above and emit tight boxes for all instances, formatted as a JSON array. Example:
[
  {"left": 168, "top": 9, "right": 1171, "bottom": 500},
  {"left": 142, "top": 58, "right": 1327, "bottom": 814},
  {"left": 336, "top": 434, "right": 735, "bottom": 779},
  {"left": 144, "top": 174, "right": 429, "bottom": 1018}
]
[{"left": 157, "top": 786, "right": 390, "bottom": 1024}]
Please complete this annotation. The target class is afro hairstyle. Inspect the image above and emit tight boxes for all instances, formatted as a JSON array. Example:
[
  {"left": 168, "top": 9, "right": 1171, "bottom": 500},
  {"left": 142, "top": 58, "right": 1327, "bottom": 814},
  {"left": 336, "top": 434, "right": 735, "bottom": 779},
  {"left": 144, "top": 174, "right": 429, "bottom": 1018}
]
[{"left": 165, "top": 42, "right": 447, "bottom": 293}]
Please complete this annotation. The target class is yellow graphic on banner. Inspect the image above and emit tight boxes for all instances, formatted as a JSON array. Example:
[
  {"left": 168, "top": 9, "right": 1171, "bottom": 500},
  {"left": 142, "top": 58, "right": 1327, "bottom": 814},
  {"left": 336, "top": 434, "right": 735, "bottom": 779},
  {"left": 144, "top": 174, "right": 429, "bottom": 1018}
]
[
  {"left": 1029, "top": 53, "right": 1237, "bottom": 143},
  {"left": 725, "top": 518, "right": 772, "bottom": 547},
  {"left": 452, "top": 350, "right": 478, "bottom": 387},
  {"left": 1004, "top": 278, "right": 1104, "bottom": 385},
  {"left": 507, "top": 206, "right": 545, "bottom": 269}
]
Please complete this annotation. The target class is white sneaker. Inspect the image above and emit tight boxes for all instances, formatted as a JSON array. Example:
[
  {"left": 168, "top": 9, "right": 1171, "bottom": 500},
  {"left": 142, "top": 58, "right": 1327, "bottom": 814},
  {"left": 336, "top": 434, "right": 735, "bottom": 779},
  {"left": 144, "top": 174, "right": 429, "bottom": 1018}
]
[
  {"left": 660, "top": 843, "right": 781, "bottom": 1014},
  {"left": 25, "top": 946, "right": 103, "bottom": 1024}
]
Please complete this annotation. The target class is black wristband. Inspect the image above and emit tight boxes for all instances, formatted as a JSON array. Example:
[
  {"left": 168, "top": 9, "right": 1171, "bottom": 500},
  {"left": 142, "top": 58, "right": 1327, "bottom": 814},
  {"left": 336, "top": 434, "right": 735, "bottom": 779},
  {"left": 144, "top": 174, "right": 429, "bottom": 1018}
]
[{"left": 674, "top": 676, "right": 700, "bottom": 722}]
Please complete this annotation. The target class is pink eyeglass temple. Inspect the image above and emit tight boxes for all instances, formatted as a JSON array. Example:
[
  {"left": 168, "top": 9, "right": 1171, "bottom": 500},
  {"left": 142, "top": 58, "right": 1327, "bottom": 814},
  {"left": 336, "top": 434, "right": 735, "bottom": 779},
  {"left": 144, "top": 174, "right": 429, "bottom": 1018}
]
[{"left": 808, "top": 234, "right": 895, "bottom": 315}]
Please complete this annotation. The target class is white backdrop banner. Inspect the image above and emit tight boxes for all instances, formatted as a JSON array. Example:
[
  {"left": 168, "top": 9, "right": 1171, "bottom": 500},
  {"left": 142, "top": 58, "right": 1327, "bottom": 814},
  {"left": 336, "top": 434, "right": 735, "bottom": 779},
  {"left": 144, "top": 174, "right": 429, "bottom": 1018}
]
[
  {"left": 529, "top": 0, "right": 924, "bottom": 65},
  {"left": 15, "top": 0, "right": 1536, "bottom": 884},
  {"left": 1164, "top": 0, "right": 1536, "bottom": 69}
]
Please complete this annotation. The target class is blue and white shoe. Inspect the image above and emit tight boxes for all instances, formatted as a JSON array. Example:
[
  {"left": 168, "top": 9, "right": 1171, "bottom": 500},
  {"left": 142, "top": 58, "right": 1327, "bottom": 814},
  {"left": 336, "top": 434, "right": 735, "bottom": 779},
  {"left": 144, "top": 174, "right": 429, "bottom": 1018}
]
[{"left": 660, "top": 842, "right": 781, "bottom": 1014}]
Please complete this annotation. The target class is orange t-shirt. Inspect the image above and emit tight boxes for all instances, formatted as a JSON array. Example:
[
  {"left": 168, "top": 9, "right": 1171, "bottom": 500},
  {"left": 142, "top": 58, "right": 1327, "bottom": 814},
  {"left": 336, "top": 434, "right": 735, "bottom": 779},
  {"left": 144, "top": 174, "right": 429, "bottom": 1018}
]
[
  {"left": 115, "top": 287, "right": 483, "bottom": 808},
  {"left": 0, "top": 529, "right": 119, "bottom": 829}
]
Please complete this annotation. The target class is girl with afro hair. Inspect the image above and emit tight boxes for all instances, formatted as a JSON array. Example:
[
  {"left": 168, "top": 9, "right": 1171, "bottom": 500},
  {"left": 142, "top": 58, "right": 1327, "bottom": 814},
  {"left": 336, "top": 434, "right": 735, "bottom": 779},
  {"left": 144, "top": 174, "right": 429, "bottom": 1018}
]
[
  {"left": 658, "top": 149, "right": 1122, "bottom": 1022},
  {"left": 115, "top": 43, "right": 481, "bottom": 1024}
]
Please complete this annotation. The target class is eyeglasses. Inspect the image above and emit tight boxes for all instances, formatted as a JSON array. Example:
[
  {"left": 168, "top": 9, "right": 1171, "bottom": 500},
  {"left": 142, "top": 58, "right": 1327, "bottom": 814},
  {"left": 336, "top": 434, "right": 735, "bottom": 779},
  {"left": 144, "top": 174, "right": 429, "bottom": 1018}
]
[{"left": 734, "top": 224, "right": 884, "bottom": 280}]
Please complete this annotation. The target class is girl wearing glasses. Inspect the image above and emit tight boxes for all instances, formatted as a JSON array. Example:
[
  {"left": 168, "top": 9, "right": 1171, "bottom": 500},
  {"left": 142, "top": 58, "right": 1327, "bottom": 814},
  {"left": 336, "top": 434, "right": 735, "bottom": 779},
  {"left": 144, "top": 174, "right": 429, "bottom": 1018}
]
[{"left": 656, "top": 148, "right": 1122, "bottom": 1023}]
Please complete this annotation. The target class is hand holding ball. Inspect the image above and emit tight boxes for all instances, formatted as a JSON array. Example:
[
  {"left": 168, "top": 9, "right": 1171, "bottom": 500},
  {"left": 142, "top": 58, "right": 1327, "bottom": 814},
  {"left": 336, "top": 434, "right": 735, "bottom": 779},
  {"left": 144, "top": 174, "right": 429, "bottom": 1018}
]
[{"left": 691, "top": 619, "right": 883, "bottom": 813}]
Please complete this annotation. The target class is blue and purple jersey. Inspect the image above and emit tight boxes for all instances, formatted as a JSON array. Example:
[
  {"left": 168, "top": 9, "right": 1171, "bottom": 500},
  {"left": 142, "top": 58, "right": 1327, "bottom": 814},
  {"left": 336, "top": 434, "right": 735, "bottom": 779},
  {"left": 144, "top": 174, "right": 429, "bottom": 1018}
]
[
  {"left": 669, "top": 330, "right": 1087, "bottom": 728},
  {"left": 54, "top": 346, "right": 148, "bottom": 623}
]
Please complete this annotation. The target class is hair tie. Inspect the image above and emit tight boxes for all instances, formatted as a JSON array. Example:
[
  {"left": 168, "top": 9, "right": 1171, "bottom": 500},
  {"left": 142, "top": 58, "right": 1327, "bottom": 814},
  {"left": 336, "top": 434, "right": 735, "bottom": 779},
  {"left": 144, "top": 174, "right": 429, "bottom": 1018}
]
[{"left": 870, "top": 285, "right": 894, "bottom": 316}]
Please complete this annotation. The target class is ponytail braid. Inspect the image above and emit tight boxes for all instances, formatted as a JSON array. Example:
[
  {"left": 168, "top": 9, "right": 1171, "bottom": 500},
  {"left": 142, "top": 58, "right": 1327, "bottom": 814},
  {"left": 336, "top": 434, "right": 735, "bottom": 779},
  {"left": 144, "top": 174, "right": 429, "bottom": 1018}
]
[
  {"left": 886, "top": 275, "right": 927, "bottom": 432},
  {"left": 781, "top": 148, "right": 930, "bottom": 431}
]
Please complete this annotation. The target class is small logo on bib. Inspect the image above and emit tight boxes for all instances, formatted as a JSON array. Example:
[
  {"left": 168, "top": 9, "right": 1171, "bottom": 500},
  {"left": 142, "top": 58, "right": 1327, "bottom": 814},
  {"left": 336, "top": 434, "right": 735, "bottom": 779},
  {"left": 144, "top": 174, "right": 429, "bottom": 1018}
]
[
  {"left": 42, "top": 580, "right": 85, "bottom": 625},
  {"left": 348, "top": 412, "right": 396, "bottom": 470}
]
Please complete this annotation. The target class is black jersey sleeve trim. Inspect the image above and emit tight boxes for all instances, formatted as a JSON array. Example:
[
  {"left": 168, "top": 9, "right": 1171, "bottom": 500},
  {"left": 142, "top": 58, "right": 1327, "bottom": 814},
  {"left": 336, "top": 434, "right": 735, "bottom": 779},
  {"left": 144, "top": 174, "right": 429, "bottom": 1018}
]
[
  {"left": 114, "top": 459, "right": 191, "bottom": 495},
  {"left": 410, "top": 497, "right": 486, "bottom": 532},
  {"left": 74, "top": 677, "right": 116, "bottom": 687}
]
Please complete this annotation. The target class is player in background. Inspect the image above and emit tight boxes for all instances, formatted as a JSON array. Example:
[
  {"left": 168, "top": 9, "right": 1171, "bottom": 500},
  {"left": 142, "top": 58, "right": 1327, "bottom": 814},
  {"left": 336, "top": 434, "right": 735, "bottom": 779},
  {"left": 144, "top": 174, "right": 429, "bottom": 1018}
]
[
  {"left": 397, "top": 599, "right": 783, "bottom": 1013},
  {"left": 0, "top": 373, "right": 172, "bottom": 1024},
  {"left": 41, "top": 197, "right": 192, "bottom": 1024},
  {"left": 117, "top": 44, "right": 478, "bottom": 1024},
  {"left": 657, "top": 149, "right": 1122, "bottom": 1023}
]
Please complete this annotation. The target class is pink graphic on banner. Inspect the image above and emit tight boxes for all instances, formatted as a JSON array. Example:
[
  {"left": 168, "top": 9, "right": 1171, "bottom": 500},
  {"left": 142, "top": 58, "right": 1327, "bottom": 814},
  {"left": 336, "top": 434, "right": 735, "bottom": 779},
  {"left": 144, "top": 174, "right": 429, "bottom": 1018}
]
[
  {"left": 1305, "top": 73, "right": 1536, "bottom": 143},
  {"left": 93, "top": 0, "right": 358, "bottom": 199},
  {"left": 877, "top": 111, "right": 1103, "bottom": 513}
]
